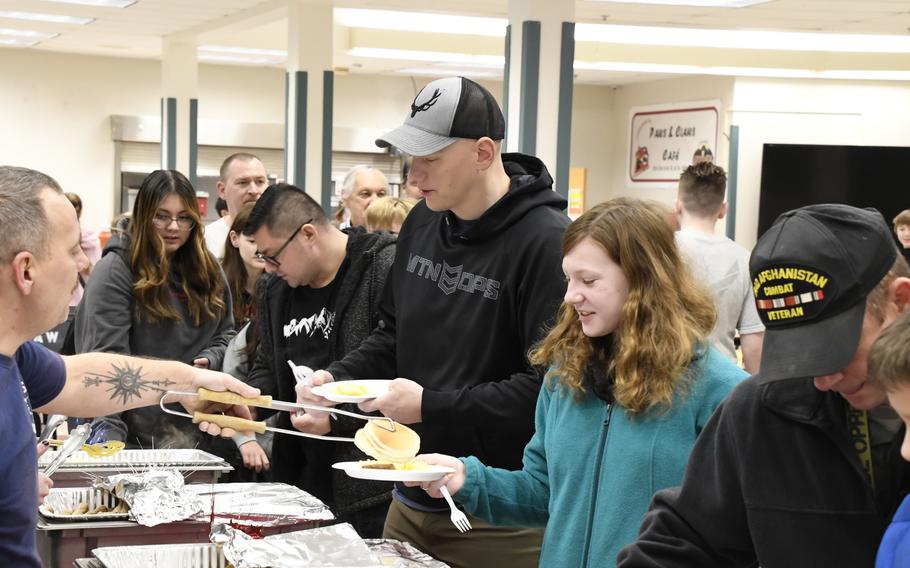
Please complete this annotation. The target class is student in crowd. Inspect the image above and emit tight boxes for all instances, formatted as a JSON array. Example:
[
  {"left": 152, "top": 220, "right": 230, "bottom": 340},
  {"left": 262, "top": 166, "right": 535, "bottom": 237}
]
[
  {"left": 244, "top": 184, "right": 397, "bottom": 536},
  {"left": 410, "top": 198, "right": 746, "bottom": 566},
  {"left": 870, "top": 308, "right": 910, "bottom": 568},
  {"left": 364, "top": 196, "right": 416, "bottom": 234},
  {"left": 334, "top": 165, "right": 389, "bottom": 229},
  {"left": 894, "top": 209, "right": 910, "bottom": 265},
  {"left": 298, "top": 76, "right": 570, "bottom": 568},
  {"left": 219, "top": 203, "right": 270, "bottom": 479},
  {"left": 674, "top": 163, "right": 764, "bottom": 373},
  {"left": 400, "top": 157, "right": 422, "bottom": 200},
  {"left": 618, "top": 204, "right": 910, "bottom": 567},
  {"left": 0, "top": 165, "right": 258, "bottom": 567},
  {"left": 75, "top": 169, "right": 235, "bottom": 449},
  {"left": 215, "top": 196, "right": 229, "bottom": 218},
  {"left": 205, "top": 153, "right": 269, "bottom": 260},
  {"left": 64, "top": 191, "right": 102, "bottom": 306}
]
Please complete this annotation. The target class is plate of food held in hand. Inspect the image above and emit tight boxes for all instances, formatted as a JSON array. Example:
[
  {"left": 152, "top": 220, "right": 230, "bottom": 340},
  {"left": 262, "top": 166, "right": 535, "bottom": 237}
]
[
  {"left": 312, "top": 379, "right": 391, "bottom": 403},
  {"left": 334, "top": 419, "right": 454, "bottom": 482}
]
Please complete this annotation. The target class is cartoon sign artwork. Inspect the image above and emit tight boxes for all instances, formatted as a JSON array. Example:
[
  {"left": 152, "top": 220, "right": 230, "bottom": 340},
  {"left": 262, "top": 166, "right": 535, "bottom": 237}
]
[{"left": 628, "top": 101, "right": 720, "bottom": 187}]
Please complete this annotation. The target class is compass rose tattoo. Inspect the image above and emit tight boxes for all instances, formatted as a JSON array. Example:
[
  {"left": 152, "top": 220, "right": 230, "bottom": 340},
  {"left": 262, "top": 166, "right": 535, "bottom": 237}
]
[{"left": 82, "top": 361, "right": 176, "bottom": 405}]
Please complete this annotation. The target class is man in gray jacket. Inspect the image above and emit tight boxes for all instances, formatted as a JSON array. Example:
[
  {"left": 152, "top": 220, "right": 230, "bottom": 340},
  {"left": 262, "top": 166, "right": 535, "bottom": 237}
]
[{"left": 244, "top": 183, "right": 396, "bottom": 537}]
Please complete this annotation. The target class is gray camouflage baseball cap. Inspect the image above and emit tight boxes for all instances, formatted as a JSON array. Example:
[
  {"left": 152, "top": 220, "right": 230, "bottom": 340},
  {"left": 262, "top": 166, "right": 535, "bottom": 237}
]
[{"left": 375, "top": 76, "right": 505, "bottom": 156}]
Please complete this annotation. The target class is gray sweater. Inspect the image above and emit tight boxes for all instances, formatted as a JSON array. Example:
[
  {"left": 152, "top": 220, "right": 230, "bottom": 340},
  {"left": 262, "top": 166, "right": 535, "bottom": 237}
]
[{"left": 74, "top": 234, "right": 234, "bottom": 448}]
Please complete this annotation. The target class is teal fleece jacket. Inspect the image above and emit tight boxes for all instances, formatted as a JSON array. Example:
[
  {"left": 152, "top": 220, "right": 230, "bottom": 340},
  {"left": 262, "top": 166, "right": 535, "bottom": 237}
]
[{"left": 456, "top": 348, "right": 747, "bottom": 567}]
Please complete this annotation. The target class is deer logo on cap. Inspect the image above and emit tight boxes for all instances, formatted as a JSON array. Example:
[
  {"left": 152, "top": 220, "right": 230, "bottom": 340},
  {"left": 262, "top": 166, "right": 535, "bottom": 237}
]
[{"left": 410, "top": 88, "right": 443, "bottom": 118}]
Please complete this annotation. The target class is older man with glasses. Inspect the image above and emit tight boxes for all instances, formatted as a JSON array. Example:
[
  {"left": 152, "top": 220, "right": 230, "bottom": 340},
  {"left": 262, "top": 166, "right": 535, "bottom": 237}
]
[{"left": 242, "top": 183, "right": 397, "bottom": 537}]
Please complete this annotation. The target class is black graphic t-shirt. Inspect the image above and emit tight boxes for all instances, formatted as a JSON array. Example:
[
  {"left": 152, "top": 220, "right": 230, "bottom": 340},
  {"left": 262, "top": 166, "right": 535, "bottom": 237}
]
[{"left": 281, "top": 277, "right": 342, "bottom": 373}]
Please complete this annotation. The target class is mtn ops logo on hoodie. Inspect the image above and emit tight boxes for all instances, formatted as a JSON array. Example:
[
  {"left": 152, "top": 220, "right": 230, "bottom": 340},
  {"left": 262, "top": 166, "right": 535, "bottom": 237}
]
[{"left": 407, "top": 253, "right": 501, "bottom": 300}]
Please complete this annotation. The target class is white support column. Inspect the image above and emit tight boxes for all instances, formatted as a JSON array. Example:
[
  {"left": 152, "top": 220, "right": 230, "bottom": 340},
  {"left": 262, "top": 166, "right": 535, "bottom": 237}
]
[
  {"left": 161, "top": 35, "right": 198, "bottom": 182},
  {"left": 285, "top": 0, "right": 333, "bottom": 210},
  {"left": 506, "top": 0, "right": 574, "bottom": 196}
]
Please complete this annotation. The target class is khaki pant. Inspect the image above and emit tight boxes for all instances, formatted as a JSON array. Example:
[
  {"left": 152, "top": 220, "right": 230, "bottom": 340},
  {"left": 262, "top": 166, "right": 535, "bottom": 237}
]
[{"left": 383, "top": 498, "right": 543, "bottom": 568}]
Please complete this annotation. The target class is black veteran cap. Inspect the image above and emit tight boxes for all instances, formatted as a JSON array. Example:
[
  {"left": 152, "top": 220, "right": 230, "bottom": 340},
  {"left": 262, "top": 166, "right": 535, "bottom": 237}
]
[{"left": 750, "top": 204, "right": 896, "bottom": 382}]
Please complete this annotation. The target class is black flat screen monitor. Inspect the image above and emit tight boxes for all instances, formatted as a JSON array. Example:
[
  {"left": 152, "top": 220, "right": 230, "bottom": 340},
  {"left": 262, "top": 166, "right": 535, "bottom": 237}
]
[{"left": 758, "top": 143, "right": 909, "bottom": 239}]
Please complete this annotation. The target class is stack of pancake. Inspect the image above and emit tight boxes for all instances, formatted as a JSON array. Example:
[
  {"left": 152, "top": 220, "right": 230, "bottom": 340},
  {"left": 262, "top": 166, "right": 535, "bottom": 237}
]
[{"left": 355, "top": 419, "right": 420, "bottom": 468}]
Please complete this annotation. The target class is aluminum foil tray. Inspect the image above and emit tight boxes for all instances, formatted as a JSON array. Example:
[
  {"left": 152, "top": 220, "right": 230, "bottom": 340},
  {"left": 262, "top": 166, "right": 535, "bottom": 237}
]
[
  {"left": 186, "top": 483, "right": 335, "bottom": 526},
  {"left": 93, "top": 543, "right": 227, "bottom": 568},
  {"left": 40, "top": 487, "right": 130, "bottom": 522},
  {"left": 93, "top": 535, "right": 450, "bottom": 567},
  {"left": 38, "top": 449, "right": 226, "bottom": 469}
]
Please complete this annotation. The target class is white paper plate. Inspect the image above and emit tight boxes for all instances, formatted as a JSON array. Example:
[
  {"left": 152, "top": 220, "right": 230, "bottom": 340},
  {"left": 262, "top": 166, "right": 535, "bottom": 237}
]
[
  {"left": 312, "top": 380, "right": 391, "bottom": 403},
  {"left": 333, "top": 461, "right": 454, "bottom": 482}
]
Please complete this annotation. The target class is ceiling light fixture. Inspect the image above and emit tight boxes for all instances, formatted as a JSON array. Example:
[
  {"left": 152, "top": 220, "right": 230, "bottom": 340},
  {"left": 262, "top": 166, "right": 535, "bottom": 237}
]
[
  {"left": 574, "top": 60, "right": 910, "bottom": 81},
  {"left": 335, "top": 8, "right": 507, "bottom": 37},
  {"left": 198, "top": 44, "right": 287, "bottom": 58},
  {"left": 0, "top": 10, "right": 93, "bottom": 25},
  {"left": 349, "top": 47, "right": 504, "bottom": 66},
  {"left": 0, "top": 37, "right": 38, "bottom": 47},
  {"left": 396, "top": 67, "right": 501, "bottom": 79},
  {"left": 197, "top": 53, "right": 283, "bottom": 66},
  {"left": 0, "top": 27, "right": 58, "bottom": 40},
  {"left": 588, "top": 0, "right": 770, "bottom": 6},
  {"left": 575, "top": 23, "right": 910, "bottom": 53},
  {"left": 39, "top": 0, "right": 136, "bottom": 7}
]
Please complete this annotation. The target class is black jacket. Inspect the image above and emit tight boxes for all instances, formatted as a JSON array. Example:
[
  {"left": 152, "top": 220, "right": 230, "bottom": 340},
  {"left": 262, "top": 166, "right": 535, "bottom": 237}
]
[
  {"left": 617, "top": 376, "right": 910, "bottom": 568},
  {"left": 247, "top": 227, "right": 396, "bottom": 516},
  {"left": 328, "top": 153, "right": 569, "bottom": 509}
]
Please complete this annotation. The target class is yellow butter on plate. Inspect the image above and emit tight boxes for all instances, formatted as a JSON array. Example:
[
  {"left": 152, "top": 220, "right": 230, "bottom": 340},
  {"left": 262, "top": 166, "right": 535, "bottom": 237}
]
[{"left": 333, "top": 383, "right": 369, "bottom": 396}]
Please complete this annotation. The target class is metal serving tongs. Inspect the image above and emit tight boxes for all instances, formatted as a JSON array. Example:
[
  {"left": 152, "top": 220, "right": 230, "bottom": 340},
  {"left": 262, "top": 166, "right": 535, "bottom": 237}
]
[
  {"left": 46, "top": 439, "right": 125, "bottom": 458},
  {"left": 158, "top": 388, "right": 396, "bottom": 443},
  {"left": 42, "top": 423, "right": 92, "bottom": 476}
]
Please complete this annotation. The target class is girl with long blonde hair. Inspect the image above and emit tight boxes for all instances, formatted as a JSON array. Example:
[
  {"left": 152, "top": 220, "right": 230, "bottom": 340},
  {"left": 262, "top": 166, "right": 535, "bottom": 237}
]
[{"left": 409, "top": 197, "right": 747, "bottom": 566}]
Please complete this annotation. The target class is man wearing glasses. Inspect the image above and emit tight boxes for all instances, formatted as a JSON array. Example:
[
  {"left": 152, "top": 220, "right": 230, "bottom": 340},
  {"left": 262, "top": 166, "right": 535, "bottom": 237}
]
[{"left": 242, "top": 183, "right": 397, "bottom": 537}]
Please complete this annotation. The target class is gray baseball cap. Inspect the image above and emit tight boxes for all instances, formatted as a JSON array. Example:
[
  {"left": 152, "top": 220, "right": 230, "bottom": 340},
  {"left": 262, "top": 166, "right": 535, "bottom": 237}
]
[{"left": 375, "top": 76, "right": 505, "bottom": 156}]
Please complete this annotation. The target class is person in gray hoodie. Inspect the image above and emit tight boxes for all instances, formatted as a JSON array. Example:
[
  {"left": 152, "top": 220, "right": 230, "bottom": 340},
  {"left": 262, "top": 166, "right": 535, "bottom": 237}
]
[
  {"left": 244, "top": 183, "right": 396, "bottom": 537},
  {"left": 74, "top": 170, "right": 234, "bottom": 449}
]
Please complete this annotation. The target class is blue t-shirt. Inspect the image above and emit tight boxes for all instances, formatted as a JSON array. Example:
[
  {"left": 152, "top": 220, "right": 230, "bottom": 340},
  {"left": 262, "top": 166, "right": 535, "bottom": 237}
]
[{"left": 0, "top": 341, "right": 66, "bottom": 567}]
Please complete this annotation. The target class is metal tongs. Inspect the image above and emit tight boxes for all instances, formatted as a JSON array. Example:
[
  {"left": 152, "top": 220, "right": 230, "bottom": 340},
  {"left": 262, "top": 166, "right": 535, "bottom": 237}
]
[
  {"left": 158, "top": 388, "right": 396, "bottom": 442},
  {"left": 42, "top": 423, "right": 92, "bottom": 476}
]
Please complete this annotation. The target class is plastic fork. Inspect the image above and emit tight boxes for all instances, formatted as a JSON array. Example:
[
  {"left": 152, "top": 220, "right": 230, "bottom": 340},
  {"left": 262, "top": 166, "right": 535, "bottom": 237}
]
[
  {"left": 439, "top": 485, "right": 472, "bottom": 533},
  {"left": 288, "top": 360, "right": 337, "bottom": 421}
]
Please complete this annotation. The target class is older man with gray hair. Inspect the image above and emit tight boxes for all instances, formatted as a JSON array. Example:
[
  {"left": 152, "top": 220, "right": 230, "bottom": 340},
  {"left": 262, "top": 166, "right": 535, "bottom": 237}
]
[{"left": 337, "top": 165, "right": 388, "bottom": 229}]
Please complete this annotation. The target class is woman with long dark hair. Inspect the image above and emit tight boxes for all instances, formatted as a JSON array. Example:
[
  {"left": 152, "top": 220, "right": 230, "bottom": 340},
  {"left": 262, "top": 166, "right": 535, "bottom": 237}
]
[{"left": 74, "top": 169, "right": 234, "bottom": 449}]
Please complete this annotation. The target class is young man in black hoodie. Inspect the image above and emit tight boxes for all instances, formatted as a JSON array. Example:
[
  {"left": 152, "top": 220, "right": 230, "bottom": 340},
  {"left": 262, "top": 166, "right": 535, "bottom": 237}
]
[
  {"left": 618, "top": 204, "right": 910, "bottom": 567},
  {"left": 243, "top": 184, "right": 397, "bottom": 537},
  {"left": 298, "top": 77, "right": 569, "bottom": 567}
]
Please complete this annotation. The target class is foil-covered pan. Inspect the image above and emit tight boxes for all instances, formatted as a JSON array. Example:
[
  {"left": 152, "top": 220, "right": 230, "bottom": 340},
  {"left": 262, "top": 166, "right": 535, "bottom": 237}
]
[
  {"left": 38, "top": 448, "right": 226, "bottom": 469},
  {"left": 364, "top": 539, "right": 450, "bottom": 568},
  {"left": 93, "top": 525, "right": 452, "bottom": 568},
  {"left": 186, "top": 483, "right": 335, "bottom": 527},
  {"left": 93, "top": 543, "right": 228, "bottom": 568},
  {"left": 93, "top": 470, "right": 204, "bottom": 526},
  {"left": 39, "top": 487, "right": 130, "bottom": 522}
]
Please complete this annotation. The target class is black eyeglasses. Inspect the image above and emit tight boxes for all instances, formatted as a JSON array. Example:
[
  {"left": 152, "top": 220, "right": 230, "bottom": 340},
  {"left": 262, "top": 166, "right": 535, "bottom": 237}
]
[
  {"left": 254, "top": 219, "right": 311, "bottom": 267},
  {"left": 152, "top": 213, "right": 196, "bottom": 231}
]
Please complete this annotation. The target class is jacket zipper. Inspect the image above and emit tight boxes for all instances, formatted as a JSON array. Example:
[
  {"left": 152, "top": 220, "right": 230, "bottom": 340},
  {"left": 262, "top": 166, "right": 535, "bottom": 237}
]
[{"left": 580, "top": 402, "right": 613, "bottom": 567}]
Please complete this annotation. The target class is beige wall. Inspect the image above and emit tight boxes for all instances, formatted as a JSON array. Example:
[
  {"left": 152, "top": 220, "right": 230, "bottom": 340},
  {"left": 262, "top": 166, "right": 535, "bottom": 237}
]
[
  {"left": 6, "top": 46, "right": 905, "bottom": 246},
  {"left": 730, "top": 77, "right": 910, "bottom": 247},
  {"left": 604, "top": 75, "right": 736, "bottom": 209},
  {"left": 0, "top": 48, "right": 614, "bottom": 231}
]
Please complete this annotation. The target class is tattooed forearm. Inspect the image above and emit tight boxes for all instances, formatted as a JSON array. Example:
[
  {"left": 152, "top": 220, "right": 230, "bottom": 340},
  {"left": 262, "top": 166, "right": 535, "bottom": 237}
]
[{"left": 82, "top": 361, "right": 176, "bottom": 405}]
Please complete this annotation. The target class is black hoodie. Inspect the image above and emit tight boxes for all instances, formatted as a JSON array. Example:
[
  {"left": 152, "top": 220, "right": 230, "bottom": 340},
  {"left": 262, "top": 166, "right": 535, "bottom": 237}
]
[{"left": 328, "top": 153, "right": 569, "bottom": 509}]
